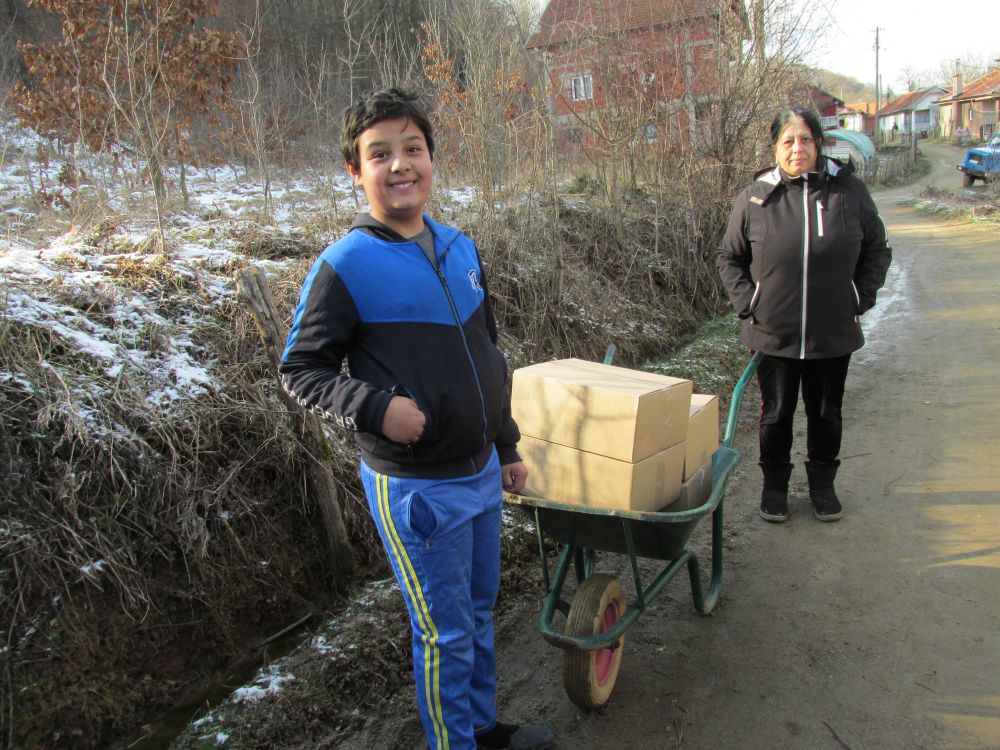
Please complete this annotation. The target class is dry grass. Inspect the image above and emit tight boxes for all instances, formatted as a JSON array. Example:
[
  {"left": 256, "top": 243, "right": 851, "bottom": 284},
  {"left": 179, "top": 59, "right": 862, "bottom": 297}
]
[
  {"left": 464, "top": 188, "right": 728, "bottom": 371},
  {"left": 912, "top": 182, "right": 1000, "bottom": 223},
  {"left": 0, "top": 240, "right": 376, "bottom": 745}
]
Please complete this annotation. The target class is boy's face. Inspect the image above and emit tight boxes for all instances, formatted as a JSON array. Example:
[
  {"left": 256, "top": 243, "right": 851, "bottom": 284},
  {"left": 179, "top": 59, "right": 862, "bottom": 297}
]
[{"left": 346, "top": 117, "right": 432, "bottom": 237}]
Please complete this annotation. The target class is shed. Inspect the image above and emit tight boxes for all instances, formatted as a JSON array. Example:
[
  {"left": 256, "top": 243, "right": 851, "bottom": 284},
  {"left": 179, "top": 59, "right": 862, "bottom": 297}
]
[{"left": 824, "top": 128, "right": 876, "bottom": 168}]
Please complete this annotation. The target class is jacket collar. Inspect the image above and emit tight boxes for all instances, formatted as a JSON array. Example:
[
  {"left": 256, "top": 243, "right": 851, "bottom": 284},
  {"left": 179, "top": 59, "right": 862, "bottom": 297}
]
[
  {"left": 348, "top": 212, "right": 461, "bottom": 246},
  {"left": 749, "top": 157, "right": 849, "bottom": 204}
]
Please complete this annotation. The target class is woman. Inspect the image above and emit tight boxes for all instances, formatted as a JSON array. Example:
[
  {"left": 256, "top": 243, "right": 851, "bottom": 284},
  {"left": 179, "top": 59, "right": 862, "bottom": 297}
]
[{"left": 717, "top": 108, "right": 892, "bottom": 522}]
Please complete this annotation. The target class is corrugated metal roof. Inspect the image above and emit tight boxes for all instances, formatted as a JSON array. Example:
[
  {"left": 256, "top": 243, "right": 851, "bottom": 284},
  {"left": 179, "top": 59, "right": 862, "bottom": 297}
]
[
  {"left": 526, "top": 0, "right": 716, "bottom": 50},
  {"left": 825, "top": 129, "right": 876, "bottom": 161},
  {"left": 936, "top": 68, "right": 1000, "bottom": 103}
]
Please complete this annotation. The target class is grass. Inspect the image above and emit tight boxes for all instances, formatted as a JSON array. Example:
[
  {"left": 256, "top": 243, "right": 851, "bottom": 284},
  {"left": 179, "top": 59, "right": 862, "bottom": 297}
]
[{"left": 908, "top": 182, "right": 1000, "bottom": 224}]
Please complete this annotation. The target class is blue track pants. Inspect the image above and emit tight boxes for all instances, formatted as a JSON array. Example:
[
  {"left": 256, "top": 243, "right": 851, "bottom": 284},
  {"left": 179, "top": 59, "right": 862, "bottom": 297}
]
[{"left": 360, "top": 450, "right": 503, "bottom": 750}]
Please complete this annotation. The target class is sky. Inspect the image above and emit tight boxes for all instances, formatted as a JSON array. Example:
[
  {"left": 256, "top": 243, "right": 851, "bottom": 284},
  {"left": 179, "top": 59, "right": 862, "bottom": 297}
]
[{"left": 797, "top": 0, "right": 999, "bottom": 90}]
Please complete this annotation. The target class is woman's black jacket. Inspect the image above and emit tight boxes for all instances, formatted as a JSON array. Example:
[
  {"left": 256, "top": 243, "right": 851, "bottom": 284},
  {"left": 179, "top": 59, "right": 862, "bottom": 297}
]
[{"left": 717, "top": 157, "right": 892, "bottom": 359}]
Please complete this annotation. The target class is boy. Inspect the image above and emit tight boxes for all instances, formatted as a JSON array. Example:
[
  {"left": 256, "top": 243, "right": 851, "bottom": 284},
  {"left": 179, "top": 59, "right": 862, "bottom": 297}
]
[{"left": 280, "top": 88, "right": 554, "bottom": 750}]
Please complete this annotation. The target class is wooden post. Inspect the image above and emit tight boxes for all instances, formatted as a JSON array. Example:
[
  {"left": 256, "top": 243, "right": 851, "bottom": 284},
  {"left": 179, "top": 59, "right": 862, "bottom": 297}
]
[{"left": 237, "top": 268, "right": 355, "bottom": 580}]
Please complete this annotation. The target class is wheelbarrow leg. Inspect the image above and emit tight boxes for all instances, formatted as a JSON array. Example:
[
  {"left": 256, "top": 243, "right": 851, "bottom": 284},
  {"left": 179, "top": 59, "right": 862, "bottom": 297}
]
[{"left": 687, "top": 502, "right": 725, "bottom": 615}]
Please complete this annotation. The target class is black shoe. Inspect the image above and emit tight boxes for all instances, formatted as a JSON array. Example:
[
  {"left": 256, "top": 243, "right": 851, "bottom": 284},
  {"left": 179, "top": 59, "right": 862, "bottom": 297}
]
[
  {"left": 476, "top": 722, "right": 554, "bottom": 750},
  {"left": 810, "top": 486, "right": 843, "bottom": 522},
  {"left": 759, "top": 488, "right": 788, "bottom": 523}
]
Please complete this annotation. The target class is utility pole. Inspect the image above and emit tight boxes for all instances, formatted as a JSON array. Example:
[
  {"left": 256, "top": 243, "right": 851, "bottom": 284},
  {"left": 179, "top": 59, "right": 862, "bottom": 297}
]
[{"left": 874, "top": 27, "right": 882, "bottom": 145}]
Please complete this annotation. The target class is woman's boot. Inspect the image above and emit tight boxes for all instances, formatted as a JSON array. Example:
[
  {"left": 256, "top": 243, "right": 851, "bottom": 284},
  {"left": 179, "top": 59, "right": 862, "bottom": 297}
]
[
  {"left": 759, "top": 462, "right": 793, "bottom": 523},
  {"left": 805, "top": 461, "right": 843, "bottom": 521}
]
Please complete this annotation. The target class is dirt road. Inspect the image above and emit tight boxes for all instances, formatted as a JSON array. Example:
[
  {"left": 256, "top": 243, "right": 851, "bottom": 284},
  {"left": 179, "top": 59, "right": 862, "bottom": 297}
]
[{"left": 484, "top": 142, "right": 1000, "bottom": 750}]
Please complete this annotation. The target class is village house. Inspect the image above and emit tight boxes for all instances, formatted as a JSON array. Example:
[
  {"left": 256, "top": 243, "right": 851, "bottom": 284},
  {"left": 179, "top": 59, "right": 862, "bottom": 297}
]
[
  {"left": 525, "top": 0, "right": 745, "bottom": 151},
  {"left": 935, "top": 66, "right": 1000, "bottom": 141},
  {"left": 838, "top": 101, "right": 877, "bottom": 136},
  {"left": 876, "top": 86, "right": 948, "bottom": 141},
  {"left": 800, "top": 85, "right": 843, "bottom": 129}
]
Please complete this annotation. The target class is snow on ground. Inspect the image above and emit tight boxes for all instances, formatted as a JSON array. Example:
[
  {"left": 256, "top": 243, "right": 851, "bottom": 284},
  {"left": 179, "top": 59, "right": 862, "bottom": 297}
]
[
  {"left": 0, "top": 122, "right": 487, "bottom": 413},
  {"left": 0, "top": 123, "right": 458, "bottom": 415}
]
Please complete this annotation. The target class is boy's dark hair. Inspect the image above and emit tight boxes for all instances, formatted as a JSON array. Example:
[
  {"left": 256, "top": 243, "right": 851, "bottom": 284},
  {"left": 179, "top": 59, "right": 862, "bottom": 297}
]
[
  {"left": 769, "top": 107, "right": 824, "bottom": 161},
  {"left": 341, "top": 88, "right": 435, "bottom": 171}
]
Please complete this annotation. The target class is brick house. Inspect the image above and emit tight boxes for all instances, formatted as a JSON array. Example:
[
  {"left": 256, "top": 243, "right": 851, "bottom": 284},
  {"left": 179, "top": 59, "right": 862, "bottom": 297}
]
[
  {"left": 525, "top": 0, "right": 745, "bottom": 151},
  {"left": 935, "top": 66, "right": 1000, "bottom": 141},
  {"left": 799, "top": 86, "right": 843, "bottom": 128}
]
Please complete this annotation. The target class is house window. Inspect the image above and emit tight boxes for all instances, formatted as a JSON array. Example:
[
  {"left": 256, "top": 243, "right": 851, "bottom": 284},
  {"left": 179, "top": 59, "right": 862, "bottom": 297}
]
[{"left": 569, "top": 74, "right": 593, "bottom": 101}]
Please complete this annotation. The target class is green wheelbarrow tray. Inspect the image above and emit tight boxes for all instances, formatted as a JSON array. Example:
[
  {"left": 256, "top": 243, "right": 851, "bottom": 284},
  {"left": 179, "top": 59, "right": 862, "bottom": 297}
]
[{"left": 505, "top": 352, "right": 762, "bottom": 659}]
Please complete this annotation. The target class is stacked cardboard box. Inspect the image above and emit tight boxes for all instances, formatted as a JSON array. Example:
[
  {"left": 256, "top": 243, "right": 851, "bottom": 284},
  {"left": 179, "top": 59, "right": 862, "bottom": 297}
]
[
  {"left": 511, "top": 358, "right": 720, "bottom": 513},
  {"left": 511, "top": 359, "right": 686, "bottom": 511},
  {"left": 676, "top": 394, "right": 720, "bottom": 510}
]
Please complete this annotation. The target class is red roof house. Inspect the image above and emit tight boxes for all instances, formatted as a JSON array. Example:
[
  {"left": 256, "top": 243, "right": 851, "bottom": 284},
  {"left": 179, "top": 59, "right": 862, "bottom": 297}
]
[
  {"left": 935, "top": 67, "right": 1000, "bottom": 141},
  {"left": 839, "top": 101, "right": 878, "bottom": 135},
  {"left": 525, "top": 0, "right": 746, "bottom": 151}
]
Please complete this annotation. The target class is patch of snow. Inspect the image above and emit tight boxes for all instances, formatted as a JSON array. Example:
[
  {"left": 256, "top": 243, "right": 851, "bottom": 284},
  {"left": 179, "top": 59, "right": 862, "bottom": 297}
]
[
  {"left": 231, "top": 667, "right": 294, "bottom": 703},
  {"left": 80, "top": 560, "right": 107, "bottom": 577}
]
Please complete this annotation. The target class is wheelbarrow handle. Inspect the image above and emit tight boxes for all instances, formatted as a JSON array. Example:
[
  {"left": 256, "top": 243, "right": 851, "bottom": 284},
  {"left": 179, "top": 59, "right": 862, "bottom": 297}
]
[{"left": 722, "top": 351, "right": 763, "bottom": 450}]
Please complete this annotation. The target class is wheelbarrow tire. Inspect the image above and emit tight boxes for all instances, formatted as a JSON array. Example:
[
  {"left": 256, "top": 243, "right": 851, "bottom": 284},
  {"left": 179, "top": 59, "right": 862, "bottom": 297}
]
[{"left": 562, "top": 573, "right": 625, "bottom": 710}]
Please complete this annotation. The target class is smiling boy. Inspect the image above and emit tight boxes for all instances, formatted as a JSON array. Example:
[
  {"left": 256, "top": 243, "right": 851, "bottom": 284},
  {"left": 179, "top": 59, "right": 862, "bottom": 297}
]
[{"left": 279, "top": 88, "right": 553, "bottom": 750}]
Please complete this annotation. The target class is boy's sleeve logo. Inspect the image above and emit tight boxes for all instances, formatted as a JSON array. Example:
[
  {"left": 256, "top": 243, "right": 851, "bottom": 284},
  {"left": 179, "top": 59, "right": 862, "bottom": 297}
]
[{"left": 468, "top": 269, "right": 483, "bottom": 292}]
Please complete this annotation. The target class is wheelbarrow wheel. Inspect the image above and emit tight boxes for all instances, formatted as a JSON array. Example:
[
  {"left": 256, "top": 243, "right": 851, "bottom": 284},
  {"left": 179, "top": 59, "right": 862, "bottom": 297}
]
[{"left": 562, "top": 573, "right": 625, "bottom": 710}]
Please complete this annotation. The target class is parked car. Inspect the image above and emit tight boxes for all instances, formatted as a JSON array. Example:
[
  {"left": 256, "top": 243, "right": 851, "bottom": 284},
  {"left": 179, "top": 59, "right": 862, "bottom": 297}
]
[{"left": 957, "top": 133, "right": 1000, "bottom": 186}]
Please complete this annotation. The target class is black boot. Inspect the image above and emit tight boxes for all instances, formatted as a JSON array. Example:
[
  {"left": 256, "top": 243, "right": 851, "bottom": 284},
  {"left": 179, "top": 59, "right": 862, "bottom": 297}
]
[
  {"left": 805, "top": 461, "right": 842, "bottom": 522},
  {"left": 759, "top": 462, "right": 793, "bottom": 523}
]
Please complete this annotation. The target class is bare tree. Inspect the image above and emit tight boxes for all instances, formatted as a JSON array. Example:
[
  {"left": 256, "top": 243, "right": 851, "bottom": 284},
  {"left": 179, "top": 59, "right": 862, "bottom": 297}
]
[
  {"left": 421, "top": 0, "right": 545, "bottom": 204},
  {"left": 236, "top": 0, "right": 274, "bottom": 217},
  {"left": 13, "top": 0, "right": 242, "bottom": 245}
]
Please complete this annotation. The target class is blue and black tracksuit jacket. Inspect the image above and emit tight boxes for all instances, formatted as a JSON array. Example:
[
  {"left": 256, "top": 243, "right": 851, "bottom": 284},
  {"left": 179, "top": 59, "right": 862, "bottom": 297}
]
[{"left": 280, "top": 213, "right": 521, "bottom": 479}]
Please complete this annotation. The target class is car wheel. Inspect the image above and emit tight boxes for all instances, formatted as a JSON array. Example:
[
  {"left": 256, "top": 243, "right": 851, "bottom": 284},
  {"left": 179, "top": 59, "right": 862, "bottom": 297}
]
[{"left": 962, "top": 173, "right": 975, "bottom": 187}]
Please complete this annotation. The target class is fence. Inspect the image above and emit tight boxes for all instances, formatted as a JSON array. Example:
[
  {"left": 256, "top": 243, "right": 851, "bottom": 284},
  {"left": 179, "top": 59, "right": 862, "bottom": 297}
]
[{"left": 857, "top": 137, "right": 919, "bottom": 184}]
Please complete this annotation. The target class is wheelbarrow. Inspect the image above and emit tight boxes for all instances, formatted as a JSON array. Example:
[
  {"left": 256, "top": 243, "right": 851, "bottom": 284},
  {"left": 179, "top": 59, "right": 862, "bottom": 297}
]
[{"left": 505, "top": 352, "right": 762, "bottom": 709}]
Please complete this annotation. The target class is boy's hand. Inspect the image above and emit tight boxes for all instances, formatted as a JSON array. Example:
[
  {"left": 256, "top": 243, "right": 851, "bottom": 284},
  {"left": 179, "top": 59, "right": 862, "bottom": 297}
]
[
  {"left": 501, "top": 461, "right": 528, "bottom": 494},
  {"left": 382, "top": 396, "right": 426, "bottom": 444}
]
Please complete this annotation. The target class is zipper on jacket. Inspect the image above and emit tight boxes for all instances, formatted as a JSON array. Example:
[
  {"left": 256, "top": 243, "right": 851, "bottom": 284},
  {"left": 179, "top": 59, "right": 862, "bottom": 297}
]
[
  {"left": 748, "top": 281, "right": 761, "bottom": 318},
  {"left": 816, "top": 199, "right": 825, "bottom": 238},
  {"left": 426, "top": 232, "right": 492, "bottom": 454},
  {"left": 799, "top": 184, "right": 810, "bottom": 359}
]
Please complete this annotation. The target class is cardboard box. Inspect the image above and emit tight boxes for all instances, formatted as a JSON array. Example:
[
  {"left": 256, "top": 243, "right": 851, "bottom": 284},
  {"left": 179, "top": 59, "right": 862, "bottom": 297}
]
[
  {"left": 673, "top": 466, "right": 713, "bottom": 511},
  {"left": 511, "top": 358, "right": 693, "bottom": 462},
  {"left": 519, "top": 436, "right": 686, "bottom": 512},
  {"left": 684, "top": 394, "right": 720, "bottom": 481}
]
